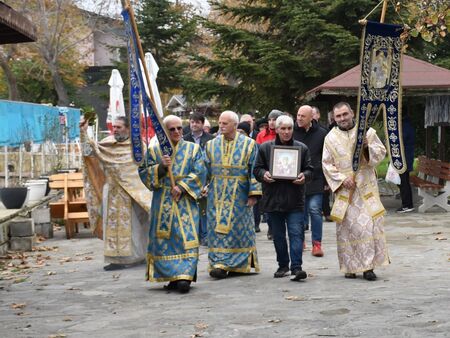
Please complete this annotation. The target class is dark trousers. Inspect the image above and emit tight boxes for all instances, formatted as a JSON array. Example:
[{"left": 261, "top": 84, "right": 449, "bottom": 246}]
[
  {"left": 399, "top": 171, "right": 413, "bottom": 208},
  {"left": 253, "top": 201, "right": 261, "bottom": 229},
  {"left": 322, "top": 189, "right": 331, "bottom": 217}
]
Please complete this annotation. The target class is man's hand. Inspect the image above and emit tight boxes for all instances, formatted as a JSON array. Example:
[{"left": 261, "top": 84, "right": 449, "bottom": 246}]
[
  {"left": 161, "top": 155, "right": 172, "bottom": 168},
  {"left": 263, "top": 171, "right": 275, "bottom": 183},
  {"left": 200, "top": 185, "right": 209, "bottom": 198},
  {"left": 171, "top": 185, "right": 182, "bottom": 202},
  {"left": 293, "top": 172, "right": 305, "bottom": 185},
  {"left": 246, "top": 196, "right": 257, "bottom": 207},
  {"left": 342, "top": 176, "right": 356, "bottom": 190},
  {"left": 79, "top": 117, "right": 88, "bottom": 132},
  {"left": 363, "top": 136, "right": 368, "bottom": 148}
]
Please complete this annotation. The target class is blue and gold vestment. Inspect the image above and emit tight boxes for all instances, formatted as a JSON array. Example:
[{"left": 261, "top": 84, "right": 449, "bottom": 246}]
[
  {"left": 139, "top": 140, "right": 206, "bottom": 282},
  {"left": 205, "top": 133, "right": 262, "bottom": 273}
]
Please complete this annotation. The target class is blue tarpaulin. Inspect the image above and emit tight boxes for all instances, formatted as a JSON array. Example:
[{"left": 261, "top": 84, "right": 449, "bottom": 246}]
[{"left": 0, "top": 100, "right": 80, "bottom": 146}]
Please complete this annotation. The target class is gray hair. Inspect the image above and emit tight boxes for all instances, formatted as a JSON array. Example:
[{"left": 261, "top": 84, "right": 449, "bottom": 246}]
[
  {"left": 276, "top": 115, "right": 294, "bottom": 129},
  {"left": 163, "top": 115, "right": 182, "bottom": 127},
  {"left": 221, "top": 110, "right": 239, "bottom": 124},
  {"left": 114, "top": 116, "right": 129, "bottom": 128},
  {"left": 240, "top": 113, "right": 253, "bottom": 123}
]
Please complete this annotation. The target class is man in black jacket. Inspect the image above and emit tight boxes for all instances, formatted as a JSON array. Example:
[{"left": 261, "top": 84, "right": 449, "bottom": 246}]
[
  {"left": 184, "top": 112, "right": 214, "bottom": 245},
  {"left": 254, "top": 115, "right": 313, "bottom": 281},
  {"left": 293, "top": 105, "right": 328, "bottom": 257},
  {"left": 184, "top": 112, "right": 215, "bottom": 149}
]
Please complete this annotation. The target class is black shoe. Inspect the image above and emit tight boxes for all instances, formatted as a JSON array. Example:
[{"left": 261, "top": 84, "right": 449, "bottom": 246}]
[
  {"left": 164, "top": 281, "right": 178, "bottom": 290},
  {"left": 345, "top": 273, "right": 357, "bottom": 279},
  {"left": 304, "top": 224, "right": 309, "bottom": 231},
  {"left": 103, "top": 264, "right": 126, "bottom": 271},
  {"left": 363, "top": 270, "right": 377, "bottom": 281},
  {"left": 209, "top": 268, "right": 228, "bottom": 279},
  {"left": 273, "top": 266, "right": 290, "bottom": 278},
  {"left": 291, "top": 269, "right": 307, "bottom": 281},
  {"left": 396, "top": 207, "right": 414, "bottom": 213},
  {"left": 177, "top": 280, "right": 191, "bottom": 293},
  {"left": 255, "top": 226, "right": 261, "bottom": 233}
]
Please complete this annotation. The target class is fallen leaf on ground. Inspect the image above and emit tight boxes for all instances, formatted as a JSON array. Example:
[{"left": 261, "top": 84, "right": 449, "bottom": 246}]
[
  {"left": 285, "top": 296, "right": 305, "bottom": 301},
  {"left": 63, "top": 317, "right": 72, "bottom": 322},
  {"left": 268, "top": 319, "right": 282, "bottom": 323},
  {"left": 190, "top": 334, "right": 203, "bottom": 338},
  {"left": 83, "top": 256, "right": 93, "bottom": 261},
  {"left": 13, "top": 277, "right": 29, "bottom": 284},
  {"left": 435, "top": 237, "right": 447, "bottom": 241},
  {"left": 75, "top": 252, "right": 94, "bottom": 256},
  {"left": 59, "top": 257, "right": 72, "bottom": 263},
  {"left": 49, "top": 334, "right": 66, "bottom": 338},
  {"left": 47, "top": 271, "right": 56, "bottom": 276},
  {"left": 11, "top": 303, "right": 26, "bottom": 309},
  {"left": 67, "top": 287, "right": 81, "bottom": 291},
  {"left": 195, "top": 322, "right": 208, "bottom": 330}
]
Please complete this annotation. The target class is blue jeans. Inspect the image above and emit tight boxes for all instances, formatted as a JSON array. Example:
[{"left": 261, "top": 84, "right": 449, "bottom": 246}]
[
  {"left": 304, "top": 193, "right": 323, "bottom": 243},
  {"left": 269, "top": 211, "right": 304, "bottom": 271}
]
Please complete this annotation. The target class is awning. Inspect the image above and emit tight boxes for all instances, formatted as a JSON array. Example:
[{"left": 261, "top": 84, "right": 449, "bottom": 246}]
[
  {"left": 304, "top": 55, "right": 450, "bottom": 100},
  {"left": 0, "top": 2, "right": 37, "bottom": 44}
]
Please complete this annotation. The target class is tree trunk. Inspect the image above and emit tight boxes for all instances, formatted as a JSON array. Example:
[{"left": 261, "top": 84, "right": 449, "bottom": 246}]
[
  {"left": 48, "top": 62, "right": 69, "bottom": 106},
  {"left": 0, "top": 56, "right": 21, "bottom": 101}
]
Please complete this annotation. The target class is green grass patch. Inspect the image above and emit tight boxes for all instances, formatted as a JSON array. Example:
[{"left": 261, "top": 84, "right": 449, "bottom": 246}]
[{"left": 376, "top": 157, "right": 418, "bottom": 178}]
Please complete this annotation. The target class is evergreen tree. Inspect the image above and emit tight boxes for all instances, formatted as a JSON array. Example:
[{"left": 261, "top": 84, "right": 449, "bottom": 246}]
[
  {"left": 137, "top": 0, "right": 198, "bottom": 92},
  {"left": 183, "top": 0, "right": 379, "bottom": 113}
]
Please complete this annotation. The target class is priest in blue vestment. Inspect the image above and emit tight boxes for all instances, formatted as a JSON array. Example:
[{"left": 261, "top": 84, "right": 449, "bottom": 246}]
[
  {"left": 139, "top": 115, "right": 207, "bottom": 293},
  {"left": 205, "top": 110, "right": 262, "bottom": 279}
]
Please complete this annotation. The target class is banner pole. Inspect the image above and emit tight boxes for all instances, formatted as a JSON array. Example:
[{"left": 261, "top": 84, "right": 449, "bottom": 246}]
[{"left": 380, "top": 0, "right": 388, "bottom": 23}]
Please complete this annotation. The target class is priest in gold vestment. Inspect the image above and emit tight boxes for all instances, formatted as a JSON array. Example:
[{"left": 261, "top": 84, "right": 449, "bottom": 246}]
[
  {"left": 81, "top": 116, "right": 152, "bottom": 271},
  {"left": 322, "top": 102, "right": 390, "bottom": 281}
]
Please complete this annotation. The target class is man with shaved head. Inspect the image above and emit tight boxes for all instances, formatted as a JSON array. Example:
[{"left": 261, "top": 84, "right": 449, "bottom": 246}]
[
  {"left": 205, "top": 110, "right": 262, "bottom": 279},
  {"left": 293, "top": 105, "right": 328, "bottom": 257},
  {"left": 139, "top": 115, "right": 207, "bottom": 293}
]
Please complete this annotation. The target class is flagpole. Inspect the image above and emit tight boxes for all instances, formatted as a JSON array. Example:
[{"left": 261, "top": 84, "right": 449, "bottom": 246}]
[
  {"left": 380, "top": 0, "right": 388, "bottom": 23},
  {"left": 121, "top": 0, "right": 176, "bottom": 188}
]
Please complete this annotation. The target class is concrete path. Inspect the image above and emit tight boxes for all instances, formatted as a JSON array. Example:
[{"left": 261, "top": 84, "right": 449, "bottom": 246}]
[{"left": 1, "top": 196, "right": 449, "bottom": 338}]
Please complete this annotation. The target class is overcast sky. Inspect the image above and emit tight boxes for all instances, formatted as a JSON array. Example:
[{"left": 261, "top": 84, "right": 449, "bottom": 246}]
[{"left": 78, "top": 0, "right": 210, "bottom": 17}]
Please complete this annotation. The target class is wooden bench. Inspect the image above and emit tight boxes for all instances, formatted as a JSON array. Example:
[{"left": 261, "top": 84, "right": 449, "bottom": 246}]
[
  {"left": 410, "top": 156, "right": 450, "bottom": 213},
  {"left": 49, "top": 173, "right": 90, "bottom": 239}
]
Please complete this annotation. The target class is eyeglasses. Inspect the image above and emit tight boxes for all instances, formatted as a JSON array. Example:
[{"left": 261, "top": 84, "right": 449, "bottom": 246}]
[{"left": 168, "top": 126, "right": 183, "bottom": 132}]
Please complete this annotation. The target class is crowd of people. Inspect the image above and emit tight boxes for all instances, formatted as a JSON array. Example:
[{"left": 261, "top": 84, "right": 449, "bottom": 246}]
[{"left": 80, "top": 101, "right": 391, "bottom": 293}]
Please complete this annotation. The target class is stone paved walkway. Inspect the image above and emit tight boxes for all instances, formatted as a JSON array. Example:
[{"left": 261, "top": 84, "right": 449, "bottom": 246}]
[{"left": 1, "top": 195, "right": 449, "bottom": 338}]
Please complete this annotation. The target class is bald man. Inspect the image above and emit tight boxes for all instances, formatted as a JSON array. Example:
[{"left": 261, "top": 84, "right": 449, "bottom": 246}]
[
  {"left": 205, "top": 110, "right": 262, "bottom": 279},
  {"left": 293, "top": 105, "right": 328, "bottom": 257}
]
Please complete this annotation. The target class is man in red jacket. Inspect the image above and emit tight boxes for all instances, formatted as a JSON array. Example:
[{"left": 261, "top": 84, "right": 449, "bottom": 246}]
[{"left": 256, "top": 109, "right": 283, "bottom": 144}]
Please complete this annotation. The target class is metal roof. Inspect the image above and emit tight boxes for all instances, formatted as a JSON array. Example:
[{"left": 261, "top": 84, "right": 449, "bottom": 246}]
[
  {"left": 0, "top": 2, "right": 37, "bottom": 44},
  {"left": 305, "top": 55, "right": 450, "bottom": 99}
]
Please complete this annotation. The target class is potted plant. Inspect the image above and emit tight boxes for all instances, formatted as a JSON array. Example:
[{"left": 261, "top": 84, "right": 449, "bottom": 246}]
[{"left": 0, "top": 164, "right": 29, "bottom": 209}]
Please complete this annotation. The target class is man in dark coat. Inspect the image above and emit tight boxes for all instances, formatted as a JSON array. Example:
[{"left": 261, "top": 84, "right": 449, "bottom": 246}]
[
  {"left": 254, "top": 115, "right": 313, "bottom": 281},
  {"left": 397, "top": 113, "right": 415, "bottom": 213},
  {"left": 184, "top": 112, "right": 215, "bottom": 149},
  {"left": 293, "top": 105, "right": 328, "bottom": 257}
]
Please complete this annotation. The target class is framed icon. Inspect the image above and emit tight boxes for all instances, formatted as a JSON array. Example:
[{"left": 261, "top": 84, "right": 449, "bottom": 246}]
[{"left": 270, "top": 145, "right": 301, "bottom": 180}]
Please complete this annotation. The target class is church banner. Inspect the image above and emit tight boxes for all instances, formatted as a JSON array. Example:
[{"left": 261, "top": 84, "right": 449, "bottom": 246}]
[
  {"left": 122, "top": 8, "right": 173, "bottom": 164},
  {"left": 353, "top": 21, "right": 406, "bottom": 174}
]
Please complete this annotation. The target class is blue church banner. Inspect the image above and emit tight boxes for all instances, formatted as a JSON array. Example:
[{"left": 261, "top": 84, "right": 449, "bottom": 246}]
[
  {"left": 353, "top": 21, "right": 406, "bottom": 174},
  {"left": 122, "top": 9, "right": 173, "bottom": 164}
]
